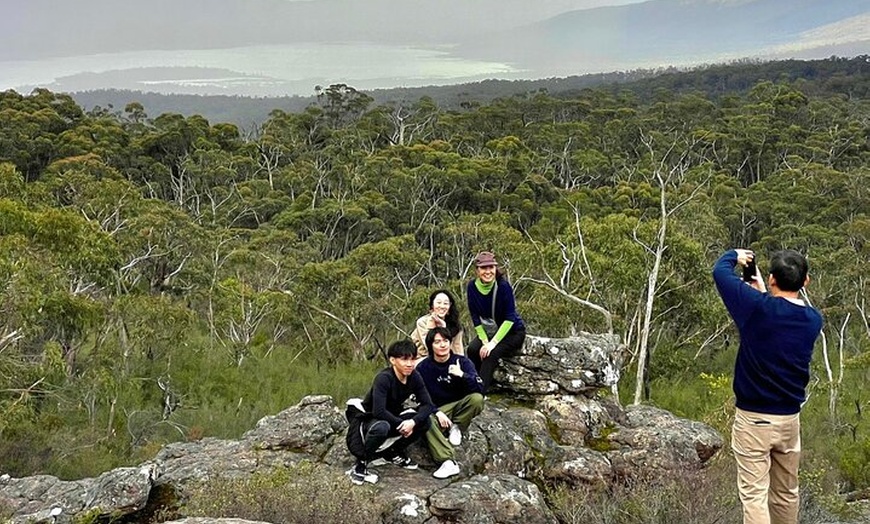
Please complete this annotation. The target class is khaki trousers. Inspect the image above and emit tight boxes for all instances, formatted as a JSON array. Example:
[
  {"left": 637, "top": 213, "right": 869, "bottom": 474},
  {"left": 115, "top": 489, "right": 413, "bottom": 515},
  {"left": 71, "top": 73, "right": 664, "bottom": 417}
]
[
  {"left": 732, "top": 407, "right": 802, "bottom": 524},
  {"left": 426, "top": 393, "right": 484, "bottom": 463}
]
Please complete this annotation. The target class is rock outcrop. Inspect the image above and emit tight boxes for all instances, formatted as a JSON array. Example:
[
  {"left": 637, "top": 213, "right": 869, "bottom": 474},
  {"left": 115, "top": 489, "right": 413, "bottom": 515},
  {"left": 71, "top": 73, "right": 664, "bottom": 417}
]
[
  {"left": 495, "top": 333, "right": 622, "bottom": 396},
  {"left": 0, "top": 334, "right": 724, "bottom": 524}
]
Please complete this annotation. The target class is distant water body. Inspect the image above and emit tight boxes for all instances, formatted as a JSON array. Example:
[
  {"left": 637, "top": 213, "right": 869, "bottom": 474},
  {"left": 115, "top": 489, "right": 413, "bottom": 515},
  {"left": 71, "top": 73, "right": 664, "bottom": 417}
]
[{"left": 0, "top": 43, "right": 522, "bottom": 97}]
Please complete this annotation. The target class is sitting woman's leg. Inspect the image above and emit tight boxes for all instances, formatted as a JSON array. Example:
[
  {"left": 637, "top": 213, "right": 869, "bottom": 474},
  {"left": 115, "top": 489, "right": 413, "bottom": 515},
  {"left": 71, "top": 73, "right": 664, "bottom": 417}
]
[{"left": 478, "top": 329, "right": 526, "bottom": 393}]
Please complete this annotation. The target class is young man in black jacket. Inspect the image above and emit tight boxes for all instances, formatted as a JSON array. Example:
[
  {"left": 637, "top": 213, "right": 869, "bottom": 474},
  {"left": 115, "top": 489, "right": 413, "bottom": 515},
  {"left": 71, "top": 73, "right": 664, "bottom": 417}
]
[{"left": 345, "top": 340, "right": 435, "bottom": 484}]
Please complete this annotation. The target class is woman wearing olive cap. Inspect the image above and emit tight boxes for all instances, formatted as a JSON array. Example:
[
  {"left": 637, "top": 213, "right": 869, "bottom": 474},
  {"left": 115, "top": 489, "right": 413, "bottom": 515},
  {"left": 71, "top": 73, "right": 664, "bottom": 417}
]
[{"left": 466, "top": 251, "right": 526, "bottom": 393}]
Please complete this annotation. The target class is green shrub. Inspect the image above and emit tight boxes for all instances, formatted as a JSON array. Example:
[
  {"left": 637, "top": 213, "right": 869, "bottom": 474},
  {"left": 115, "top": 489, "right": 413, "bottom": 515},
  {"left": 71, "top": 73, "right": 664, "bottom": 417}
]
[
  {"left": 0, "top": 500, "right": 12, "bottom": 524},
  {"left": 838, "top": 436, "right": 870, "bottom": 491},
  {"left": 182, "top": 461, "right": 380, "bottom": 524}
]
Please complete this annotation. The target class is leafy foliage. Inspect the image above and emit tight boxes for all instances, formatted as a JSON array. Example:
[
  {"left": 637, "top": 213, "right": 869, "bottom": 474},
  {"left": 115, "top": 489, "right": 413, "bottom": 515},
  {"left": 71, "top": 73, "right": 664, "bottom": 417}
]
[{"left": 0, "top": 57, "right": 867, "bottom": 520}]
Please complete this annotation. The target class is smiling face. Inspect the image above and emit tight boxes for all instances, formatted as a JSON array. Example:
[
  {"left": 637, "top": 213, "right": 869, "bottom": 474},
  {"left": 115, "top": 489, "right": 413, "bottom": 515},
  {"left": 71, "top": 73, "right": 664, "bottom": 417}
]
[
  {"left": 390, "top": 355, "right": 417, "bottom": 380},
  {"left": 476, "top": 264, "right": 496, "bottom": 284},
  {"left": 430, "top": 292, "right": 451, "bottom": 319},
  {"left": 430, "top": 332, "right": 452, "bottom": 362}
]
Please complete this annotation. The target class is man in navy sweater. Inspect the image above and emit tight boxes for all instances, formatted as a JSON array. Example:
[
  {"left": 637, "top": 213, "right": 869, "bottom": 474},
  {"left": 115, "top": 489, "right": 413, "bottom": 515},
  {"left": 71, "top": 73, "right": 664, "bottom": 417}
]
[
  {"left": 416, "top": 326, "right": 484, "bottom": 479},
  {"left": 713, "top": 249, "right": 823, "bottom": 524}
]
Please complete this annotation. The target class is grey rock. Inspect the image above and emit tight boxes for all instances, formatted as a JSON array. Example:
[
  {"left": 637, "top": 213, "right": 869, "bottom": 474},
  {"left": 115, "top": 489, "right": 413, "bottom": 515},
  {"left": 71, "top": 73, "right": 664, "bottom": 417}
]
[
  {"left": 0, "top": 333, "right": 724, "bottom": 524},
  {"left": 428, "top": 474, "right": 557, "bottom": 524},
  {"left": 154, "top": 395, "right": 346, "bottom": 496},
  {"left": 242, "top": 394, "right": 345, "bottom": 458},
  {"left": 163, "top": 520, "right": 272, "bottom": 524},
  {"left": 474, "top": 403, "right": 557, "bottom": 479},
  {"left": 605, "top": 404, "right": 725, "bottom": 476},
  {"left": 380, "top": 492, "right": 430, "bottom": 524},
  {"left": 372, "top": 468, "right": 443, "bottom": 523},
  {"left": 0, "top": 464, "right": 156, "bottom": 524},
  {"left": 536, "top": 394, "right": 614, "bottom": 445},
  {"left": 541, "top": 445, "right": 613, "bottom": 485},
  {"left": 495, "top": 333, "right": 623, "bottom": 396}
]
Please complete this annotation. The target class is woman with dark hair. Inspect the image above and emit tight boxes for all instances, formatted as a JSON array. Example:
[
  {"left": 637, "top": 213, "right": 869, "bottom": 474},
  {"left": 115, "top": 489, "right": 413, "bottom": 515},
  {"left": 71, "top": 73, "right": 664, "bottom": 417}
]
[
  {"left": 411, "top": 289, "right": 464, "bottom": 357},
  {"left": 466, "top": 251, "right": 526, "bottom": 393}
]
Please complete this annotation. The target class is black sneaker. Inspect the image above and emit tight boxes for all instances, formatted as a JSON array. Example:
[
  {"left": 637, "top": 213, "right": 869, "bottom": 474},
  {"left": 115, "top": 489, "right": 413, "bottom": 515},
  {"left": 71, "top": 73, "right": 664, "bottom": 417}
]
[
  {"left": 388, "top": 454, "right": 418, "bottom": 470},
  {"left": 349, "top": 462, "right": 379, "bottom": 485}
]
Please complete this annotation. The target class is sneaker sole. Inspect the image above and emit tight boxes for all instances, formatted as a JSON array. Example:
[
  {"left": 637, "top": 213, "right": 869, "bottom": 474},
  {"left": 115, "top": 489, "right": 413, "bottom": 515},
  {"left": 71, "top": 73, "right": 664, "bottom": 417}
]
[
  {"left": 351, "top": 475, "right": 379, "bottom": 484},
  {"left": 433, "top": 467, "right": 460, "bottom": 479},
  {"left": 389, "top": 457, "right": 419, "bottom": 469}
]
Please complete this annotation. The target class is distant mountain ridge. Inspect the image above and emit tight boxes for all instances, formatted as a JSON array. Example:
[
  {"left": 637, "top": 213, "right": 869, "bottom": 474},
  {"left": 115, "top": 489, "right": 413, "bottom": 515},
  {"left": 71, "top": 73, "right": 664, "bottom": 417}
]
[
  {"left": 5, "top": 0, "right": 867, "bottom": 67},
  {"left": 69, "top": 55, "right": 870, "bottom": 128},
  {"left": 458, "top": 0, "right": 870, "bottom": 75},
  {"left": 6, "top": 0, "right": 867, "bottom": 97}
]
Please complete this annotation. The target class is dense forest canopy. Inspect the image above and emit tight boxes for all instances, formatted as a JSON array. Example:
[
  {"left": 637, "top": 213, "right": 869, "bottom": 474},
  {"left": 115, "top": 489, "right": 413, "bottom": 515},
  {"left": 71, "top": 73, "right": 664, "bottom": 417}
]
[
  {"left": 0, "top": 57, "right": 868, "bottom": 495},
  {"left": 70, "top": 55, "right": 870, "bottom": 128}
]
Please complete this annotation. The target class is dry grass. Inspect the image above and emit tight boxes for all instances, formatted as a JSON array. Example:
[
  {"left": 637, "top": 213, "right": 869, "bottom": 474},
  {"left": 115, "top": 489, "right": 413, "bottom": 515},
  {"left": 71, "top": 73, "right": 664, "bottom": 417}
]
[{"left": 182, "top": 461, "right": 380, "bottom": 524}]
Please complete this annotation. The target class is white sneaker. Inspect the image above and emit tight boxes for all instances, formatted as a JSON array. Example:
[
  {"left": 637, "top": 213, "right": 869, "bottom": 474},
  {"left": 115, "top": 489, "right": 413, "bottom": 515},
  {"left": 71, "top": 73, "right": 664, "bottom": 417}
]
[
  {"left": 448, "top": 425, "right": 462, "bottom": 446},
  {"left": 348, "top": 466, "right": 379, "bottom": 485},
  {"left": 432, "top": 459, "right": 460, "bottom": 479}
]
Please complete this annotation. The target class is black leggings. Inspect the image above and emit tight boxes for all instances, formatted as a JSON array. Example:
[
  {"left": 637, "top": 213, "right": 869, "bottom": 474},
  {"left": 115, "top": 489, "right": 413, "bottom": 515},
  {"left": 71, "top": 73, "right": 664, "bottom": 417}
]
[
  {"left": 362, "top": 411, "right": 428, "bottom": 461},
  {"left": 467, "top": 328, "right": 526, "bottom": 393}
]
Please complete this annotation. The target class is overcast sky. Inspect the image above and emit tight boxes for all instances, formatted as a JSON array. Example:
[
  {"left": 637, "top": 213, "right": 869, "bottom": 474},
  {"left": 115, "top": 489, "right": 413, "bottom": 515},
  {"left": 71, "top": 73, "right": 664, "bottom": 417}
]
[
  {"left": 2, "top": 0, "right": 867, "bottom": 97},
  {"left": 2, "top": 0, "right": 651, "bottom": 60}
]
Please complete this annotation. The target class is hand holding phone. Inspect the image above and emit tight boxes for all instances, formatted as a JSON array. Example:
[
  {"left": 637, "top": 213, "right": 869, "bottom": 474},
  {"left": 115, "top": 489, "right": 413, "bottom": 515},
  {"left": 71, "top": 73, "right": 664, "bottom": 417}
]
[{"left": 742, "top": 257, "right": 757, "bottom": 282}]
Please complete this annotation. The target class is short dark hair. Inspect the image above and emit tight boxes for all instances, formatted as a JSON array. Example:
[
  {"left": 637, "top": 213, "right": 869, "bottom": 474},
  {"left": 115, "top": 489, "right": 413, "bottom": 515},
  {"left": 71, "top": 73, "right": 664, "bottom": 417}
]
[
  {"left": 425, "top": 326, "right": 453, "bottom": 353},
  {"left": 770, "top": 249, "right": 808, "bottom": 292},
  {"left": 387, "top": 340, "right": 417, "bottom": 359}
]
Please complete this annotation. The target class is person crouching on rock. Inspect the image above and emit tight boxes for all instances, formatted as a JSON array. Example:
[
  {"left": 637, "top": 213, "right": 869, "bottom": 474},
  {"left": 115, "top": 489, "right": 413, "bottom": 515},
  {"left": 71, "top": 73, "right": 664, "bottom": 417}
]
[
  {"left": 416, "top": 326, "right": 485, "bottom": 479},
  {"left": 345, "top": 340, "right": 435, "bottom": 485}
]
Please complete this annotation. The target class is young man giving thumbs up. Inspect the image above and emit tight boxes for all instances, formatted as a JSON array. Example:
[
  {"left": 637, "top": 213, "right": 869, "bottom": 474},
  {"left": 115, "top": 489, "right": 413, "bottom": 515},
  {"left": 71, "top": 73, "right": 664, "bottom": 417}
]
[{"left": 415, "top": 326, "right": 485, "bottom": 479}]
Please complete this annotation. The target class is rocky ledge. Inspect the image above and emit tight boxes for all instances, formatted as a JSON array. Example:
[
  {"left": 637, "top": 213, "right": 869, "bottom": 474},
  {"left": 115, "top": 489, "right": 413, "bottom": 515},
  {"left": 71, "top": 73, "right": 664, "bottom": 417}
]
[{"left": 0, "top": 333, "right": 724, "bottom": 523}]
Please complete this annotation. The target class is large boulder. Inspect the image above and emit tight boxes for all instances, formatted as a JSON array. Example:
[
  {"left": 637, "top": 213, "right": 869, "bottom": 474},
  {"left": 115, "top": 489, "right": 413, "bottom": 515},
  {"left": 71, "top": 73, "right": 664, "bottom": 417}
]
[
  {"left": 0, "top": 333, "right": 721, "bottom": 524},
  {"left": 0, "top": 465, "right": 156, "bottom": 524},
  {"left": 496, "top": 334, "right": 623, "bottom": 396},
  {"left": 605, "top": 405, "right": 725, "bottom": 477},
  {"left": 536, "top": 394, "right": 620, "bottom": 446},
  {"left": 426, "top": 475, "right": 556, "bottom": 524}
]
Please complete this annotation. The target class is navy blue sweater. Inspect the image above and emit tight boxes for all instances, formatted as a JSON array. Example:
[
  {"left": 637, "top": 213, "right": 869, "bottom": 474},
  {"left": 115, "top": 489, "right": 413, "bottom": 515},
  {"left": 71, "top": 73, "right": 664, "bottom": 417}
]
[
  {"left": 713, "top": 250, "right": 823, "bottom": 415},
  {"left": 415, "top": 354, "right": 484, "bottom": 407},
  {"left": 466, "top": 278, "right": 525, "bottom": 331}
]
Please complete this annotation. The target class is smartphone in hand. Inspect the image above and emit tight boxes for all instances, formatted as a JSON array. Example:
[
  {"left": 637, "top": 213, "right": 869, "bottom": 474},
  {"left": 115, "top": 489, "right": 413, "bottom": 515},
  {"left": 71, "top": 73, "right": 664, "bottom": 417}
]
[{"left": 742, "top": 258, "right": 758, "bottom": 282}]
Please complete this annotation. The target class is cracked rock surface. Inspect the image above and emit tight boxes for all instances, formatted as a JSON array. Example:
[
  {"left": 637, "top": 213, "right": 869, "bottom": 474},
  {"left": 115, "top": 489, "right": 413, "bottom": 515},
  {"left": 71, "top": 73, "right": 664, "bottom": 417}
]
[{"left": 0, "top": 334, "right": 723, "bottom": 523}]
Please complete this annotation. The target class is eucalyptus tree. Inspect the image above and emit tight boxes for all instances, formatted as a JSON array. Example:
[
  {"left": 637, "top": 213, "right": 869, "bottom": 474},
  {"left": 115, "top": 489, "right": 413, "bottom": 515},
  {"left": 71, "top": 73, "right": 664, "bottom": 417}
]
[{"left": 0, "top": 89, "right": 85, "bottom": 181}]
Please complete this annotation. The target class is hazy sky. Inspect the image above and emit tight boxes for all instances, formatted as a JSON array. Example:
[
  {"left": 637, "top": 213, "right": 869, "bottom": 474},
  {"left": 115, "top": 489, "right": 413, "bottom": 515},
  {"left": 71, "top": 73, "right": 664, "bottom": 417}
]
[
  {"left": 0, "top": 0, "right": 649, "bottom": 95},
  {"left": 2, "top": 0, "right": 867, "bottom": 97},
  {"left": 2, "top": 0, "right": 651, "bottom": 60}
]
